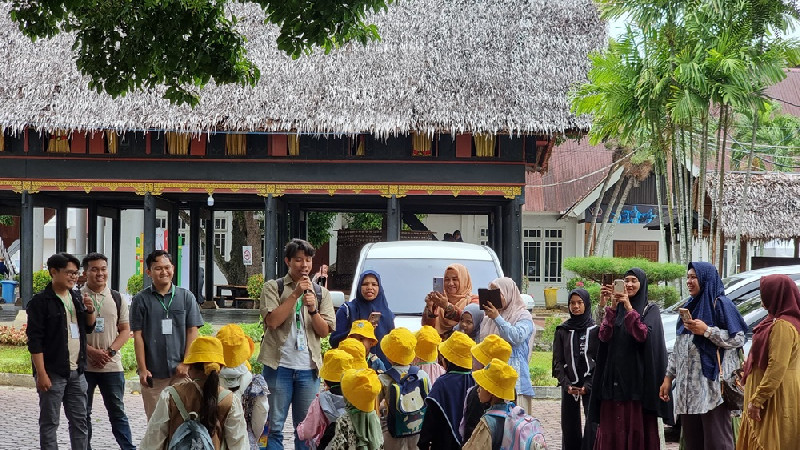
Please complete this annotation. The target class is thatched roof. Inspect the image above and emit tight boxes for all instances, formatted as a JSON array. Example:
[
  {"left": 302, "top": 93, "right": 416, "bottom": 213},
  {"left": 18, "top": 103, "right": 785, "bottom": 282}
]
[
  {"left": 707, "top": 172, "right": 800, "bottom": 242},
  {"left": 0, "top": 0, "right": 605, "bottom": 137}
]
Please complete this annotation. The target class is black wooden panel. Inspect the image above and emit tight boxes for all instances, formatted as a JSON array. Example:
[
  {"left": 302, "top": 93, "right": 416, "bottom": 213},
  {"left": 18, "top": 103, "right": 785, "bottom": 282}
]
[
  {"left": 151, "top": 132, "right": 166, "bottom": 155},
  {"left": 246, "top": 134, "right": 268, "bottom": 158},
  {"left": 28, "top": 132, "right": 45, "bottom": 154},
  {"left": 207, "top": 134, "right": 226, "bottom": 157}
]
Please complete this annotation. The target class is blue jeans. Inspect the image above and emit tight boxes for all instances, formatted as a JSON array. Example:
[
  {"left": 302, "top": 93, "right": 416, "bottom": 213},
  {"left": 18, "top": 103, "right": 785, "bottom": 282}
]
[
  {"left": 262, "top": 366, "right": 319, "bottom": 450},
  {"left": 38, "top": 370, "right": 88, "bottom": 450},
  {"left": 85, "top": 371, "right": 135, "bottom": 450}
]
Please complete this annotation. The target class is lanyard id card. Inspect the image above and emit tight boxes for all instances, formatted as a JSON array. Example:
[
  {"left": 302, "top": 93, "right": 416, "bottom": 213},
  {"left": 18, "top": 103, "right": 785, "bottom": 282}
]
[
  {"left": 94, "top": 317, "right": 105, "bottom": 333},
  {"left": 295, "top": 299, "right": 306, "bottom": 351},
  {"left": 70, "top": 323, "right": 80, "bottom": 339},
  {"left": 162, "top": 318, "right": 173, "bottom": 335}
]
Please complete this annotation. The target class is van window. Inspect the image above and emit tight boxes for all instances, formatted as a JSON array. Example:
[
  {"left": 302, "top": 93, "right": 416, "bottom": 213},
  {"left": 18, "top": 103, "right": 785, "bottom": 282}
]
[{"left": 358, "top": 258, "right": 502, "bottom": 314}]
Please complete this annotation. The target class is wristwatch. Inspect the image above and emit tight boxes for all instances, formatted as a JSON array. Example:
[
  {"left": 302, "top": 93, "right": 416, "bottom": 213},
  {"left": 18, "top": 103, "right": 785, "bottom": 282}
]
[
  {"left": 107, "top": 348, "right": 117, "bottom": 357},
  {"left": 308, "top": 309, "right": 319, "bottom": 316},
  {"left": 703, "top": 328, "right": 712, "bottom": 338}
]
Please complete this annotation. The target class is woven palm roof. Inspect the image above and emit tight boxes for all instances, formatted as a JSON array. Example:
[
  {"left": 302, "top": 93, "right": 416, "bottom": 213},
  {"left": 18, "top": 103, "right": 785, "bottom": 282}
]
[
  {"left": 0, "top": 0, "right": 605, "bottom": 136},
  {"left": 707, "top": 171, "right": 800, "bottom": 241}
]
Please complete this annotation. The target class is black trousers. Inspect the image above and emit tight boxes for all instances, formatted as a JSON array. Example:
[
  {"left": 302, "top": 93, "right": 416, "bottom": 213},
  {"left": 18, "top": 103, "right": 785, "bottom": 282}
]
[
  {"left": 680, "top": 404, "right": 734, "bottom": 450},
  {"left": 561, "top": 387, "right": 595, "bottom": 450}
]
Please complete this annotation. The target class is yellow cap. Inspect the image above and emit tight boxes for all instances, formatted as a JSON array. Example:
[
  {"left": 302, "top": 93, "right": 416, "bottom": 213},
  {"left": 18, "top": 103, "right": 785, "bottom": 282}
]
[
  {"left": 216, "top": 324, "right": 255, "bottom": 369},
  {"left": 184, "top": 336, "right": 226, "bottom": 374},
  {"left": 472, "top": 358, "right": 519, "bottom": 401},
  {"left": 415, "top": 326, "right": 441, "bottom": 363},
  {"left": 319, "top": 349, "right": 354, "bottom": 383},
  {"left": 341, "top": 368, "right": 381, "bottom": 412},
  {"left": 338, "top": 338, "right": 368, "bottom": 369},
  {"left": 438, "top": 331, "right": 476, "bottom": 369},
  {"left": 349, "top": 320, "right": 378, "bottom": 347},
  {"left": 471, "top": 334, "right": 512, "bottom": 366},
  {"left": 380, "top": 327, "right": 417, "bottom": 366}
]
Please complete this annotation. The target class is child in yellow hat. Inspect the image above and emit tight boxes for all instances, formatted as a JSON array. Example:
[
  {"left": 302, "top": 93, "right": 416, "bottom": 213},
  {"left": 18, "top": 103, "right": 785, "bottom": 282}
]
[
  {"left": 377, "top": 327, "right": 431, "bottom": 449},
  {"left": 141, "top": 336, "right": 247, "bottom": 449},
  {"left": 418, "top": 330, "right": 476, "bottom": 450},
  {"left": 348, "top": 319, "right": 386, "bottom": 372},
  {"left": 324, "top": 368, "right": 383, "bottom": 450},
  {"left": 460, "top": 333, "right": 513, "bottom": 442},
  {"left": 297, "top": 349, "right": 353, "bottom": 448},
  {"left": 337, "top": 337, "right": 369, "bottom": 370},
  {"left": 216, "top": 324, "right": 271, "bottom": 446},
  {"left": 463, "top": 358, "right": 547, "bottom": 450},
  {"left": 412, "top": 325, "right": 446, "bottom": 384}
]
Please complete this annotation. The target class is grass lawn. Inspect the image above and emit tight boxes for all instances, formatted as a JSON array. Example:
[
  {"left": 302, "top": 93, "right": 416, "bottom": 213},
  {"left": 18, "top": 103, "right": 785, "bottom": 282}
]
[
  {"left": 529, "top": 351, "right": 557, "bottom": 386},
  {"left": 0, "top": 344, "right": 32, "bottom": 374}
]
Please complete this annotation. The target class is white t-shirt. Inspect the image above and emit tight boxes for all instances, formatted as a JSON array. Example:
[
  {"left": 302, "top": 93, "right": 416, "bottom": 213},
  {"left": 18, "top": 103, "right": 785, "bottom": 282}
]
[{"left": 279, "top": 298, "right": 314, "bottom": 370}]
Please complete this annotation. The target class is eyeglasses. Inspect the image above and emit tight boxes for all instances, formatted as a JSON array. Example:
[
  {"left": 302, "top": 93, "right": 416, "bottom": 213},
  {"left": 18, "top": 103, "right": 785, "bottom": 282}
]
[{"left": 62, "top": 270, "right": 80, "bottom": 277}]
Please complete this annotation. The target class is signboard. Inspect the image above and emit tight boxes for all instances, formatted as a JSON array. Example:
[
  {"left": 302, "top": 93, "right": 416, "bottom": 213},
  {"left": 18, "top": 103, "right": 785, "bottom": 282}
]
[
  {"left": 585, "top": 204, "right": 664, "bottom": 224},
  {"left": 243, "top": 246, "right": 253, "bottom": 266}
]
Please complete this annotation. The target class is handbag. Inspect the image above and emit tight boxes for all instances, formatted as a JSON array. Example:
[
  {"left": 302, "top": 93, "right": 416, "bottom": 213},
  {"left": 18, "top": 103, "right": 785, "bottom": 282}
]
[{"left": 716, "top": 345, "right": 745, "bottom": 411}]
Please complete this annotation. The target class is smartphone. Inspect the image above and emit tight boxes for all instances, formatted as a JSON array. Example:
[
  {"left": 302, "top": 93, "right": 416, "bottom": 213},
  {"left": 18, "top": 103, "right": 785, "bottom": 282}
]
[
  {"left": 432, "top": 277, "right": 444, "bottom": 294},
  {"left": 368, "top": 311, "right": 382, "bottom": 326},
  {"left": 613, "top": 279, "right": 625, "bottom": 294},
  {"left": 601, "top": 274, "right": 613, "bottom": 286},
  {"left": 678, "top": 308, "right": 692, "bottom": 322},
  {"left": 146, "top": 375, "right": 153, "bottom": 388},
  {"left": 478, "top": 288, "right": 503, "bottom": 310}
]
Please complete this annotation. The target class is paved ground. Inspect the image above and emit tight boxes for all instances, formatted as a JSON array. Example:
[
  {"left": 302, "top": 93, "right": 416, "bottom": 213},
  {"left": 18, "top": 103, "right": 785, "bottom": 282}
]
[{"left": 0, "top": 385, "right": 679, "bottom": 449}]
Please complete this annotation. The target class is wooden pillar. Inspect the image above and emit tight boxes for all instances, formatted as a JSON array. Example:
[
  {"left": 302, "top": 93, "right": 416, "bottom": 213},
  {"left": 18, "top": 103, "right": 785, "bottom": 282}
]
[
  {"left": 143, "top": 192, "right": 156, "bottom": 289},
  {"left": 386, "top": 195, "right": 401, "bottom": 241},
  {"left": 738, "top": 237, "right": 748, "bottom": 273},
  {"left": 168, "top": 205, "right": 179, "bottom": 285},
  {"left": 21, "top": 191, "right": 34, "bottom": 307},
  {"left": 289, "top": 203, "right": 301, "bottom": 241},
  {"left": 503, "top": 196, "right": 523, "bottom": 287},
  {"left": 794, "top": 237, "right": 800, "bottom": 259},
  {"left": 87, "top": 202, "right": 98, "bottom": 252},
  {"left": 111, "top": 210, "right": 121, "bottom": 292},
  {"left": 55, "top": 204, "right": 68, "bottom": 253},
  {"left": 493, "top": 205, "right": 504, "bottom": 264},
  {"left": 277, "top": 198, "right": 289, "bottom": 277},
  {"left": 264, "top": 195, "right": 278, "bottom": 281},
  {"left": 205, "top": 211, "right": 215, "bottom": 306},
  {"left": 189, "top": 205, "right": 201, "bottom": 302}
]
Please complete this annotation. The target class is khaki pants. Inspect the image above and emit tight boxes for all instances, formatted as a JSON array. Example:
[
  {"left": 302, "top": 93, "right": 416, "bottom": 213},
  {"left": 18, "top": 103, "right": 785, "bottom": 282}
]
[{"left": 141, "top": 377, "right": 172, "bottom": 420}]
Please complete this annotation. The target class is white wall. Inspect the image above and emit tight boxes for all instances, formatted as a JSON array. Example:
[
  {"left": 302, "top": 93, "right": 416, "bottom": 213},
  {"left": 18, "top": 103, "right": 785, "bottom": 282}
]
[{"left": 521, "top": 212, "right": 583, "bottom": 305}]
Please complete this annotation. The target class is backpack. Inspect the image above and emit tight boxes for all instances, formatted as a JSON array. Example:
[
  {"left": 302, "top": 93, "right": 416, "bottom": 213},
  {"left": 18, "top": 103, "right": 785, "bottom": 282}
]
[
  {"left": 485, "top": 403, "right": 547, "bottom": 450},
  {"left": 110, "top": 290, "right": 122, "bottom": 326},
  {"left": 385, "top": 366, "right": 429, "bottom": 438},
  {"left": 167, "top": 386, "right": 233, "bottom": 450}
]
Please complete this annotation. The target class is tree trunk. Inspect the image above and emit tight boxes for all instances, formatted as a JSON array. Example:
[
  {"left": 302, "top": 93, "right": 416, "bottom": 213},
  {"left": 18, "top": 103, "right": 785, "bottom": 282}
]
[
  {"left": 715, "top": 106, "right": 730, "bottom": 271},
  {"left": 696, "top": 113, "right": 709, "bottom": 261},
  {"left": 666, "top": 127, "right": 679, "bottom": 263},
  {"left": 676, "top": 129, "right": 688, "bottom": 266},
  {"left": 734, "top": 106, "right": 759, "bottom": 272},
  {"left": 709, "top": 106, "right": 724, "bottom": 265},
  {"left": 602, "top": 176, "right": 635, "bottom": 256},
  {"left": 594, "top": 175, "right": 624, "bottom": 256},
  {"left": 585, "top": 161, "right": 618, "bottom": 255},
  {"left": 654, "top": 153, "right": 667, "bottom": 261}
]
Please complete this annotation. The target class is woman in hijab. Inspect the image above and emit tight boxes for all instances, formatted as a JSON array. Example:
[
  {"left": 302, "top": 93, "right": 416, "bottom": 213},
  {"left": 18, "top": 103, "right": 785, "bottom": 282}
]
[
  {"left": 480, "top": 277, "right": 536, "bottom": 413},
  {"left": 455, "top": 303, "right": 485, "bottom": 343},
  {"left": 658, "top": 262, "right": 746, "bottom": 450},
  {"left": 736, "top": 274, "right": 800, "bottom": 450},
  {"left": 331, "top": 270, "right": 396, "bottom": 367},
  {"left": 590, "top": 268, "right": 672, "bottom": 450},
  {"left": 553, "top": 289, "right": 598, "bottom": 450},
  {"left": 422, "top": 264, "right": 478, "bottom": 338}
]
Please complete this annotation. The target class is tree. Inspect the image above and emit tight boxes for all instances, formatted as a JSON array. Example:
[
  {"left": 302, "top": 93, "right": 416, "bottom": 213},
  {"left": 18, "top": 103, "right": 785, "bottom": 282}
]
[
  {"left": 308, "top": 212, "right": 337, "bottom": 248},
  {"left": 9, "top": 0, "right": 393, "bottom": 106}
]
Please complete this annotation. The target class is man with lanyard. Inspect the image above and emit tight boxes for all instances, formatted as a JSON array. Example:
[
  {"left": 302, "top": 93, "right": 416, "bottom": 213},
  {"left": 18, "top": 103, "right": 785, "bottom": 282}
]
[
  {"left": 258, "top": 239, "right": 335, "bottom": 450},
  {"left": 81, "top": 252, "right": 135, "bottom": 450},
  {"left": 130, "top": 249, "right": 204, "bottom": 419},
  {"left": 26, "top": 252, "right": 97, "bottom": 449}
]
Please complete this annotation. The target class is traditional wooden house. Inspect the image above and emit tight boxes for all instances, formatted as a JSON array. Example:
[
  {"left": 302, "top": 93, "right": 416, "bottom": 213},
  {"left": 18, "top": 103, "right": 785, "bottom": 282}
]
[{"left": 0, "top": 0, "right": 606, "bottom": 303}]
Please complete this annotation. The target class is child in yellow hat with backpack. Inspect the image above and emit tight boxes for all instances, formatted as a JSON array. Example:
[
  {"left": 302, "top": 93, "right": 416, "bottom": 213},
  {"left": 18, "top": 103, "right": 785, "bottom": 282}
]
[
  {"left": 348, "top": 320, "right": 386, "bottom": 372},
  {"left": 297, "top": 349, "right": 353, "bottom": 449}
]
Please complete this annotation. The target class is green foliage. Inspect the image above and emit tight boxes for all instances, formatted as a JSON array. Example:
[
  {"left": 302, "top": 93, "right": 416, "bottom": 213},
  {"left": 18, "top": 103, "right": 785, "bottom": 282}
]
[
  {"left": 528, "top": 351, "right": 557, "bottom": 387},
  {"left": 33, "top": 269, "right": 51, "bottom": 294},
  {"left": 562, "top": 257, "right": 685, "bottom": 284},
  {"left": 9, "top": 0, "right": 392, "bottom": 106},
  {"left": 240, "top": 321, "right": 264, "bottom": 343},
  {"left": 649, "top": 285, "right": 681, "bottom": 308},
  {"left": 0, "top": 325, "right": 27, "bottom": 345},
  {"left": 0, "top": 215, "right": 13, "bottom": 226},
  {"left": 534, "top": 316, "right": 564, "bottom": 351},
  {"left": 126, "top": 273, "right": 143, "bottom": 296},
  {"left": 308, "top": 212, "right": 337, "bottom": 248},
  {"left": 120, "top": 339, "right": 137, "bottom": 372},
  {"left": 0, "top": 344, "right": 32, "bottom": 374},
  {"left": 247, "top": 274, "right": 265, "bottom": 300},
  {"left": 729, "top": 101, "right": 800, "bottom": 170},
  {"left": 344, "top": 213, "right": 384, "bottom": 230},
  {"left": 198, "top": 323, "right": 215, "bottom": 336},
  {"left": 321, "top": 336, "right": 331, "bottom": 355}
]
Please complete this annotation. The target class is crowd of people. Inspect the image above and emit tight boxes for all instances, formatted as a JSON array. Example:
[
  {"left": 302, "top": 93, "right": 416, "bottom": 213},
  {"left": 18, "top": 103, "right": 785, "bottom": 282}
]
[{"left": 23, "top": 237, "right": 800, "bottom": 449}]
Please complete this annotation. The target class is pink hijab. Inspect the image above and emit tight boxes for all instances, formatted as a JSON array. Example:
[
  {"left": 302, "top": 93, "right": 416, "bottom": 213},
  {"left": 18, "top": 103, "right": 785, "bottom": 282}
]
[{"left": 480, "top": 278, "right": 534, "bottom": 357}]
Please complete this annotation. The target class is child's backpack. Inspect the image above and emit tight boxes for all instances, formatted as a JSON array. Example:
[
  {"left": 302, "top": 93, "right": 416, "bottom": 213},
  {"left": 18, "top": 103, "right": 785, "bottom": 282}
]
[
  {"left": 385, "top": 366, "right": 430, "bottom": 438},
  {"left": 485, "top": 403, "right": 547, "bottom": 450},
  {"left": 167, "top": 386, "right": 233, "bottom": 450}
]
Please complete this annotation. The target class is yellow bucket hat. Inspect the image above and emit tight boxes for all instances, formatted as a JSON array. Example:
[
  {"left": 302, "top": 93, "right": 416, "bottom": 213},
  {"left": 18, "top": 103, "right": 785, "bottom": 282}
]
[
  {"left": 472, "top": 358, "right": 519, "bottom": 401},
  {"left": 415, "top": 326, "right": 441, "bottom": 363},
  {"left": 471, "top": 334, "right": 512, "bottom": 367},
  {"left": 380, "top": 327, "right": 417, "bottom": 366},
  {"left": 341, "top": 368, "right": 381, "bottom": 412},
  {"left": 216, "top": 324, "right": 255, "bottom": 369},
  {"left": 349, "top": 320, "right": 378, "bottom": 347},
  {"left": 338, "top": 338, "right": 368, "bottom": 369},
  {"left": 438, "top": 330, "right": 476, "bottom": 369},
  {"left": 184, "top": 336, "right": 226, "bottom": 374},
  {"left": 319, "top": 349, "right": 354, "bottom": 383}
]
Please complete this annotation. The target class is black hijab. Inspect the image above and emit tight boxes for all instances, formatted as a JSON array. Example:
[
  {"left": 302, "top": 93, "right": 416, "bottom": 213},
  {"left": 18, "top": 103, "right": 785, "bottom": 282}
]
[
  {"left": 589, "top": 267, "right": 673, "bottom": 425},
  {"left": 559, "top": 288, "right": 594, "bottom": 331}
]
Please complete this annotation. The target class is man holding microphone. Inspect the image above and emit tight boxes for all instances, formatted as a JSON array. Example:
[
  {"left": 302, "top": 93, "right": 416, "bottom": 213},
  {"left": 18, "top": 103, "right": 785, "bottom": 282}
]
[{"left": 258, "top": 239, "right": 335, "bottom": 450}]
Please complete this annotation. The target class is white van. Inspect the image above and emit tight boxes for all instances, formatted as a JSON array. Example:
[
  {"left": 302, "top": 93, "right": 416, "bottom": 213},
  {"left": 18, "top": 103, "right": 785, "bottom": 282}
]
[{"left": 347, "top": 241, "right": 533, "bottom": 332}]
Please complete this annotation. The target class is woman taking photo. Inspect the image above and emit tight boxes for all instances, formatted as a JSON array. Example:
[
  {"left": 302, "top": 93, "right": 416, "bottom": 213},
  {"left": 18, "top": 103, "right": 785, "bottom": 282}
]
[
  {"left": 553, "top": 288, "right": 598, "bottom": 450},
  {"left": 480, "top": 277, "right": 536, "bottom": 413},
  {"left": 737, "top": 274, "right": 800, "bottom": 450},
  {"left": 590, "top": 268, "right": 672, "bottom": 449},
  {"left": 331, "top": 270, "right": 395, "bottom": 367},
  {"left": 422, "top": 264, "right": 477, "bottom": 338}
]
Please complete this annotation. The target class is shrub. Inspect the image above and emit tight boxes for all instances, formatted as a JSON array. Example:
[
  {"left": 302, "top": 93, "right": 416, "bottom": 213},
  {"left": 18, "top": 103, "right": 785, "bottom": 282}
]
[
  {"left": 649, "top": 285, "right": 681, "bottom": 308},
  {"left": 198, "top": 323, "right": 214, "bottom": 336},
  {"left": 127, "top": 273, "right": 144, "bottom": 295},
  {"left": 0, "top": 324, "right": 27, "bottom": 345},
  {"left": 120, "top": 339, "right": 137, "bottom": 372},
  {"left": 247, "top": 274, "right": 265, "bottom": 301},
  {"left": 240, "top": 321, "right": 263, "bottom": 343},
  {"left": 33, "top": 269, "right": 51, "bottom": 294},
  {"left": 534, "top": 316, "right": 564, "bottom": 351},
  {"left": 321, "top": 336, "right": 331, "bottom": 355},
  {"left": 562, "top": 256, "right": 684, "bottom": 284}
]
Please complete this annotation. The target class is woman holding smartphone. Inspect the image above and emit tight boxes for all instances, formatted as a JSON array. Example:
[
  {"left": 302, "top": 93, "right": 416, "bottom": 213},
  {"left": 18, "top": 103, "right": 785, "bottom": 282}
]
[
  {"left": 330, "top": 270, "right": 396, "bottom": 367},
  {"left": 590, "top": 268, "right": 672, "bottom": 450},
  {"left": 422, "top": 264, "right": 478, "bottom": 338}
]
